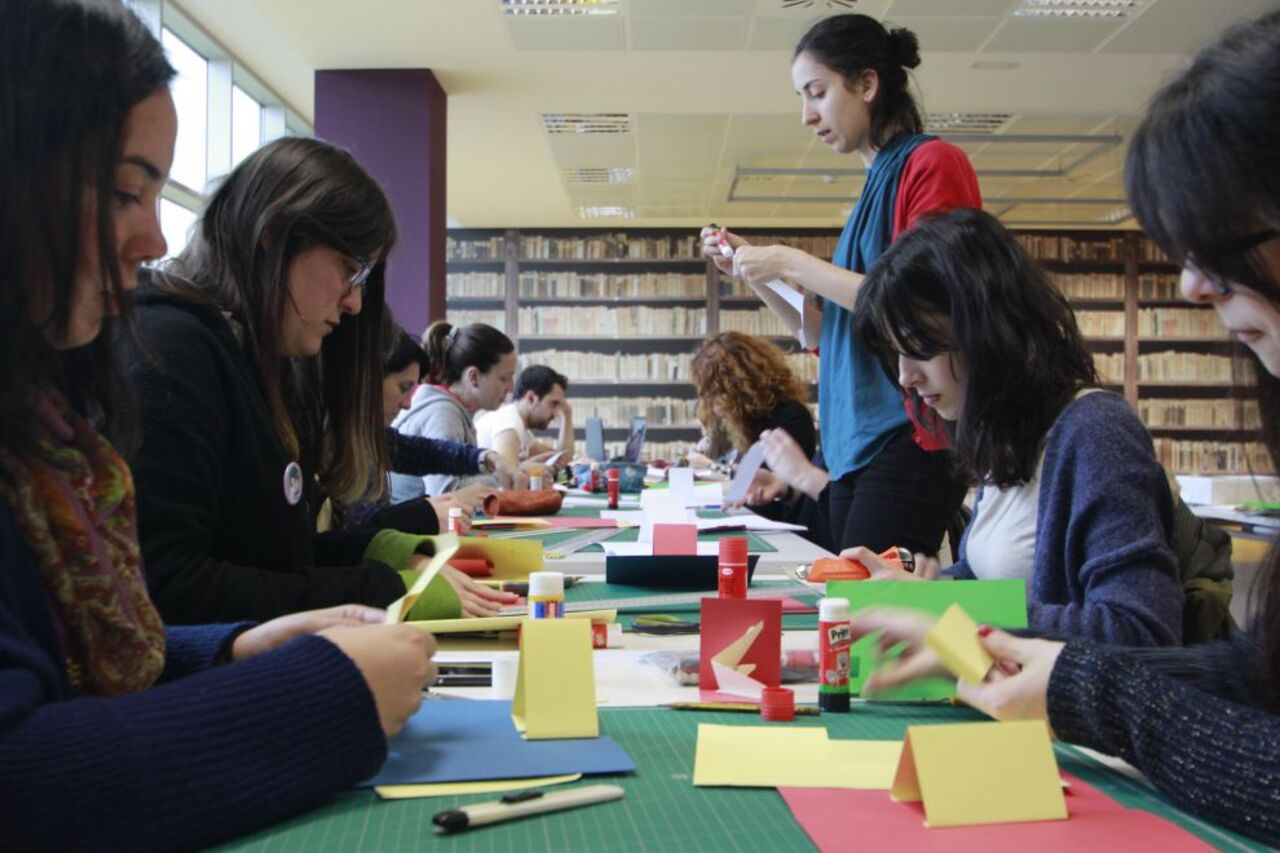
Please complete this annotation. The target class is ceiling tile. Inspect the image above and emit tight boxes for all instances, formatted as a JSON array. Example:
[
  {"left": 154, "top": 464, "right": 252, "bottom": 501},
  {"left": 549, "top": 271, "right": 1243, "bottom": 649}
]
[
  {"left": 982, "top": 18, "right": 1124, "bottom": 53},
  {"left": 1097, "top": 16, "right": 1220, "bottom": 54},
  {"left": 628, "top": 0, "right": 755, "bottom": 14},
  {"left": 629, "top": 16, "right": 751, "bottom": 50},
  {"left": 505, "top": 17, "right": 626, "bottom": 51},
  {"left": 752, "top": 0, "right": 893, "bottom": 20},
  {"left": 884, "top": 17, "right": 1004, "bottom": 51},
  {"left": 886, "top": 0, "right": 1014, "bottom": 15},
  {"left": 547, "top": 134, "right": 638, "bottom": 169}
]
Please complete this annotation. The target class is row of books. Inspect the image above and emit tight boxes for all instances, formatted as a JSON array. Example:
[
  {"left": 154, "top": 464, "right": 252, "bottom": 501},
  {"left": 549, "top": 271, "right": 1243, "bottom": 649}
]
[
  {"left": 1136, "top": 351, "right": 1253, "bottom": 383},
  {"left": 1015, "top": 233, "right": 1127, "bottom": 262},
  {"left": 1075, "top": 311, "right": 1126, "bottom": 339},
  {"left": 446, "top": 235, "right": 504, "bottom": 261},
  {"left": 1136, "top": 239, "right": 1173, "bottom": 263},
  {"left": 720, "top": 308, "right": 793, "bottom": 337},
  {"left": 1093, "top": 353, "right": 1125, "bottom": 384},
  {"left": 1052, "top": 272, "right": 1125, "bottom": 300},
  {"left": 1137, "top": 272, "right": 1180, "bottom": 300},
  {"left": 1137, "top": 308, "right": 1229, "bottom": 339},
  {"left": 447, "top": 272, "right": 505, "bottom": 299},
  {"left": 518, "top": 271, "right": 706, "bottom": 300},
  {"left": 521, "top": 350, "right": 693, "bottom": 381},
  {"left": 519, "top": 233, "right": 701, "bottom": 260},
  {"left": 1151, "top": 439, "right": 1271, "bottom": 474},
  {"left": 570, "top": 397, "right": 700, "bottom": 426},
  {"left": 516, "top": 306, "right": 707, "bottom": 337},
  {"left": 1138, "top": 399, "right": 1261, "bottom": 430},
  {"left": 447, "top": 309, "right": 505, "bottom": 332}
]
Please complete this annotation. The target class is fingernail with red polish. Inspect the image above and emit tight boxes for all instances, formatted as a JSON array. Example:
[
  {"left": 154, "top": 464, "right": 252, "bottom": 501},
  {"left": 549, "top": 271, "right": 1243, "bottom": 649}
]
[{"left": 977, "top": 625, "right": 993, "bottom": 637}]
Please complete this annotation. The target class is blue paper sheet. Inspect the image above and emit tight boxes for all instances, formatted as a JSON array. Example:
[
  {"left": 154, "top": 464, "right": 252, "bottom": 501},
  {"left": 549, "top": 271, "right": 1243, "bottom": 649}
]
[{"left": 361, "top": 698, "right": 636, "bottom": 787}]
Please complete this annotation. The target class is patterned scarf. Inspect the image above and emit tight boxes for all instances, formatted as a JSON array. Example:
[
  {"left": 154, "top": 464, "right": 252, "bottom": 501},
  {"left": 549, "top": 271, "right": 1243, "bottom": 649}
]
[{"left": 0, "top": 391, "right": 165, "bottom": 695}]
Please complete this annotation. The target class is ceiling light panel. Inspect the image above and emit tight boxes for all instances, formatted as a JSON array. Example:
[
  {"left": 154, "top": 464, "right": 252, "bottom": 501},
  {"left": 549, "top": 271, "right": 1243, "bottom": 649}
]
[
  {"left": 1013, "top": 0, "right": 1145, "bottom": 19},
  {"left": 563, "top": 167, "right": 635, "bottom": 183},
  {"left": 925, "top": 112, "right": 1015, "bottom": 133},
  {"left": 577, "top": 205, "right": 635, "bottom": 218},
  {"left": 499, "top": 0, "right": 619, "bottom": 16},
  {"left": 542, "top": 113, "right": 632, "bottom": 134}
]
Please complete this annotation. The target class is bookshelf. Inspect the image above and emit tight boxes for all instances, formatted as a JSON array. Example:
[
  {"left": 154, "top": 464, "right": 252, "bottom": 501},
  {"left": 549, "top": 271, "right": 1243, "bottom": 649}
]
[{"left": 445, "top": 228, "right": 1267, "bottom": 474}]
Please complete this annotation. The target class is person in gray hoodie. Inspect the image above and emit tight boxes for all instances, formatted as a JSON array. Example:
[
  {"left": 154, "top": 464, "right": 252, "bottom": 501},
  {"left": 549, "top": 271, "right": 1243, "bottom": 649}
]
[{"left": 390, "top": 321, "right": 516, "bottom": 504}]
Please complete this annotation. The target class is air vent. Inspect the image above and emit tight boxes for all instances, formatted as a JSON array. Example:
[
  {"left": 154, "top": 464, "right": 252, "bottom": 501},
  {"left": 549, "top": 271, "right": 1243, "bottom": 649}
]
[
  {"left": 1014, "top": 0, "right": 1144, "bottom": 19},
  {"left": 499, "top": 0, "right": 618, "bottom": 16},
  {"left": 563, "top": 167, "right": 635, "bottom": 184},
  {"left": 925, "top": 112, "right": 1014, "bottom": 134},
  {"left": 542, "top": 113, "right": 632, "bottom": 135},
  {"left": 577, "top": 206, "right": 635, "bottom": 219},
  {"left": 780, "top": 0, "right": 858, "bottom": 9}
]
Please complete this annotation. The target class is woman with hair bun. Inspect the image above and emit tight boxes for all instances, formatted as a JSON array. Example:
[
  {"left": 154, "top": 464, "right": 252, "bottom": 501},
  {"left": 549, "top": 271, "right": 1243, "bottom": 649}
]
[{"left": 702, "top": 14, "right": 981, "bottom": 557}]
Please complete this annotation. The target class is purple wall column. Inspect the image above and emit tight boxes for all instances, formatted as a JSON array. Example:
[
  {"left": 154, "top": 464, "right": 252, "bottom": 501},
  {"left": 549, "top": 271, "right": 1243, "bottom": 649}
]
[{"left": 314, "top": 69, "right": 446, "bottom": 335}]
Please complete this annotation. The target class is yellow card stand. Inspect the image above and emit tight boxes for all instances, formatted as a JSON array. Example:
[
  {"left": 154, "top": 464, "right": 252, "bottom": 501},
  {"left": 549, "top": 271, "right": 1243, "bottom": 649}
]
[
  {"left": 511, "top": 618, "right": 599, "bottom": 740},
  {"left": 454, "top": 535, "right": 544, "bottom": 580},
  {"left": 383, "top": 537, "right": 460, "bottom": 624},
  {"left": 924, "top": 603, "right": 993, "bottom": 684},
  {"left": 890, "top": 720, "right": 1067, "bottom": 828}
]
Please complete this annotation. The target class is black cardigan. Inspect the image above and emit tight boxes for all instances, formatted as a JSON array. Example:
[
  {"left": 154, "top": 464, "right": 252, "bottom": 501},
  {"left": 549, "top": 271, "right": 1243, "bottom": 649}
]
[{"left": 122, "top": 290, "right": 406, "bottom": 624}]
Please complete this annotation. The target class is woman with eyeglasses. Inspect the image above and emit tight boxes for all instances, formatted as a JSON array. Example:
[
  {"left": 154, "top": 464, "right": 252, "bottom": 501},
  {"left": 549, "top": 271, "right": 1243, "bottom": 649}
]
[
  {"left": 122, "top": 137, "right": 508, "bottom": 623},
  {"left": 846, "top": 12, "right": 1280, "bottom": 844},
  {"left": 0, "top": 2, "right": 440, "bottom": 848}
]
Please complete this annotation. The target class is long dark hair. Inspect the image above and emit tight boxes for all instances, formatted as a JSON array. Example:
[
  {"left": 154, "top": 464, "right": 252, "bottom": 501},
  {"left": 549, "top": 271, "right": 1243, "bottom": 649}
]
[
  {"left": 156, "top": 137, "right": 396, "bottom": 503},
  {"left": 422, "top": 321, "right": 514, "bottom": 386},
  {"left": 0, "top": 0, "right": 172, "bottom": 454},
  {"left": 794, "top": 14, "right": 923, "bottom": 150},
  {"left": 381, "top": 312, "right": 428, "bottom": 377},
  {"left": 1127, "top": 9, "right": 1280, "bottom": 705},
  {"left": 855, "top": 208, "right": 1099, "bottom": 488}
]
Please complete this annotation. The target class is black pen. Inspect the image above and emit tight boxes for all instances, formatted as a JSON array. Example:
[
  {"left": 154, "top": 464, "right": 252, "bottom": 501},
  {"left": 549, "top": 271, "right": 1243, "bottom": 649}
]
[{"left": 432, "top": 784, "right": 624, "bottom": 833}]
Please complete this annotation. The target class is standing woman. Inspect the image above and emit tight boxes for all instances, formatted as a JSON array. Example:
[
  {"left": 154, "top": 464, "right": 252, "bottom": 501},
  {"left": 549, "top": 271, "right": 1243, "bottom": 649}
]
[
  {"left": 703, "top": 14, "right": 980, "bottom": 555},
  {"left": 390, "top": 321, "right": 518, "bottom": 505},
  {"left": 125, "top": 137, "right": 508, "bottom": 623},
  {"left": 0, "top": 2, "right": 436, "bottom": 848}
]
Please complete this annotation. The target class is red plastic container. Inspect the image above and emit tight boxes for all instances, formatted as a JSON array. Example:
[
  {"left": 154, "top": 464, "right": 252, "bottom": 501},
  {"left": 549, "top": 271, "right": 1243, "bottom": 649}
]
[
  {"left": 717, "top": 537, "right": 749, "bottom": 599},
  {"left": 760, "top": 686, "right": 795, "bottom": 722}
]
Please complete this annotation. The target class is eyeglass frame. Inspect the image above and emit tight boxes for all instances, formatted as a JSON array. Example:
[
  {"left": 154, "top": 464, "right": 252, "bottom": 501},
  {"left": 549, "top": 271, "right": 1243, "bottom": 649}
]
[{"left": 343, "top": 254, "right": 375, "bottom": 296}]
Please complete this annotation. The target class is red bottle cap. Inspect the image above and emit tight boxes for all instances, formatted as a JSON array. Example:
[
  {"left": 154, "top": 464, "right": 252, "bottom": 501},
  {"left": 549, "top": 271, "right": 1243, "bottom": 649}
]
[
  {"left": 718, "top": 537, "right": 748, "bottom": 564},
  {"left": 760, "top": 686, "right": 795, "bottom": 722},
  {"left": 607, "top": 468, "right": 620, "bottom": 481}
]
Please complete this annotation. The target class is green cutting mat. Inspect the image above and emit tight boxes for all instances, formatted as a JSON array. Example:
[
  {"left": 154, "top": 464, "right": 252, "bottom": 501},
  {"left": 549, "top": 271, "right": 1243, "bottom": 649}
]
[
  {"left": 565, "top": 579, "right": 820, "bottom": 630},
  {"left": 496, "top": 506, "right": 777, "bottom": 553},
  {"left": 215, "top": 705, "right": 1260, "bottom": 852}
]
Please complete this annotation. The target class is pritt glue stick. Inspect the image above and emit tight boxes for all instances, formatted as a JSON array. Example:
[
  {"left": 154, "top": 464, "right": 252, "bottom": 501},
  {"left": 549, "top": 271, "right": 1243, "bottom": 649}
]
[
  {"left": 529, "top": 465, "right": 544, "bottom": 491},
  {"left": 817, "top": 597, "right": 851, "bottom": 713},
  {"left": 717, "top": 537, "right": 749, "bottom": 599},
  {"left": 527, "top": 571, "right": 564, "bottom": 619},
  {"left": 606, "top": 467, "right": 620, "bottom": 510}
]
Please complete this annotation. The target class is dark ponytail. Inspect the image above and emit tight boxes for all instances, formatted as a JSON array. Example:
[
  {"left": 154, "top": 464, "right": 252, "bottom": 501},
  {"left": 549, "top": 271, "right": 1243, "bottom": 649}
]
[
  {"left": 422, "top": 321, "right": 514, "bottom": 386},
  {"left": 794, "top": 14, "right": 923, "bottom": 150}
]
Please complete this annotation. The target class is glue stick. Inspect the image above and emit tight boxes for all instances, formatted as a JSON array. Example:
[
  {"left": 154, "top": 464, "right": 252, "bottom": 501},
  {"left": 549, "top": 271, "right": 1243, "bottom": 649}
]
[
  {"left": 817, "top": 598, "right": 851, "bottom": 713},
  {"left": 529, "top": 464, "right": 544, "bottom": 491},
  {"left": 606, "top": 467, "right": 620, "bottom": 510},
  {"left": 447, "top": 506, "right": 463, "bottom": 534},
  {"left": 527, "top": 571, "right": 565, "bottom": 619}
]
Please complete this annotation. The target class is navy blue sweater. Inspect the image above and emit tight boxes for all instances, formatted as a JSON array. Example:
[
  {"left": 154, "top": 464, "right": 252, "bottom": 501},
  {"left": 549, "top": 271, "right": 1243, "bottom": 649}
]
[
  {"left": 949, "top": 392, "right": 1183, "bottom": 645},
  {"left": 0, "top": 502, "right": 387, "bottom": 851}
]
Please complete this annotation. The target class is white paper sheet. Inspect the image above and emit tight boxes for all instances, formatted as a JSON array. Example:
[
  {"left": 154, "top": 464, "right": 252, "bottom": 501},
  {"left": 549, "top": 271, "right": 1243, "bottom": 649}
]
[
  {"left": 764, "top": 280, "right": 810, "bottom": 348},
  {"left": 600, "top": 541, "right": 726, "bottom": 557},
  {"left": 725, "top": 441, "right": 766, "bottom": 505}
]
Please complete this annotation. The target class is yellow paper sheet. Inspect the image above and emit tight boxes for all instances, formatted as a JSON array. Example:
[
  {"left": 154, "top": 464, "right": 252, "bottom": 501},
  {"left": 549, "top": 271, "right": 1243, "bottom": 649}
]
[
  {"left": 454, "top": 535, "right": 544, "bottom": 579},
  {"left": 374, "top": 773, "right": 581, "bottom": 800},
  {"left": 406, "top": 609, "right": 615, "bottom": 634},
  {"left": 891, "top": 720, "right": 1066, "bottom": 828},
  {"left": 693, "top": 724, "right": 902, "bottom": 789},
  {"left": 512, "top": 618, "right": 599, "bottom": 739},
  {"left": 383, "top": 537, "right": 460, "bottom": 624},
  {"left": 924, "top": 603, "right": 993, "bottom": 685}
]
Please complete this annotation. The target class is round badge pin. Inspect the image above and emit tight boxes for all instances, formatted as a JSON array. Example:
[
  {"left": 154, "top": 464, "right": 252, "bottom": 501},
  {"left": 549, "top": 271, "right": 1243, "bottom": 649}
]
[{"left": 283, "top": 461, "right": 304, "bottom": 506}]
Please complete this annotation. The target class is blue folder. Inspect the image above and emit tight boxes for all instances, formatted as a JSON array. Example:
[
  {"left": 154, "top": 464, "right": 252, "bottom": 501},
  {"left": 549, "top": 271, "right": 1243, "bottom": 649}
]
[{"left": 360, "top": 699, "right": 636, "bottom": 787}]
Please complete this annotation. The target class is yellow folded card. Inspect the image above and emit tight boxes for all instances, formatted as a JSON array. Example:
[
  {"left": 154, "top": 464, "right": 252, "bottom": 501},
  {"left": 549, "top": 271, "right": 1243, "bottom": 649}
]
[
  {"left": 512, "top": 618, "right": 599, "bottom": 740},
  {"left": 891, "top": 720, "right": 1066, "bottom": 828},
  {"left": 383, "top": 537, "right": 459, "bottom": 624},
  {"left": 924, "top": 603, "right": 993, "bottom": 685},
  {"left": 693, "top": 724, "right": 901, "bottom": 789}
]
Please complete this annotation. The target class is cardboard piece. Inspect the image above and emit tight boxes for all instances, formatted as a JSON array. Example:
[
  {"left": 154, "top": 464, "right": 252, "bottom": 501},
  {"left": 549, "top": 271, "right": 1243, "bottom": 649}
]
[
  {"left": 780, "top": 774, "right": 1212, "bottom": 852},
  {"left": 605, "top": 554, "right": 759, "bottom": 589},
  {"left": 375, "top": 773, "right": 581, "bottom": 800},
  {"left": 891, "top": 721, "right": 1066, "bottom": 828},
  {"left": 725, "top": 441, "right": 767, "bottom": 505},
  {"left": 925, "top": 604, "right": 993, "bottom": 685},
  {"left": 362, "top": 699, "right": 633, "bottom": 787},
  {"left": 383, "top": 537, "right": 460, "bottom": 624},
  {"left": 699, "top": 598, "right": 781, "bottom": 697},
  {"left": 825, "top": 579, "right": 1028, "bottom": 698},
  {"left": 693, "top": 724, "right": 902, "bottom": 789},
  {"left": 512, "top": 618, "right": 599, "bottom": 739},
  {"left": 653, "top": 523, "right": 698, "bottom": 556}
]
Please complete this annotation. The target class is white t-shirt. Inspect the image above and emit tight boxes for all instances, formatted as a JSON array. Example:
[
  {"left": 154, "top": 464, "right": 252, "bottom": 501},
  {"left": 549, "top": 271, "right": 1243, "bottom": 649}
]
[{"left": 475, "top": 402, "right": 531, "bottom": 456}]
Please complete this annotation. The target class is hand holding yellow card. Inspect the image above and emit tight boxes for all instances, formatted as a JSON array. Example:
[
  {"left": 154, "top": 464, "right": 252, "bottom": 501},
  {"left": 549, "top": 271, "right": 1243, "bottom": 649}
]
[
  {"left": 383, "top": 536, "right": 460, "bottom": 624},
  {"left": 924, "top": 603, "right": 993, "bottom": 685}
]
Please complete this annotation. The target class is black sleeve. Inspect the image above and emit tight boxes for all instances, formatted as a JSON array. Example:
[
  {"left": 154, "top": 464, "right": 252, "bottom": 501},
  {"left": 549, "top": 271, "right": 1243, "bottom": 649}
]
[
  {"left": 386, "top": 428, "right": 485, "bottom": 477},
  {"left": 767, "top": 400, "right": 817, "bottom": 460}
]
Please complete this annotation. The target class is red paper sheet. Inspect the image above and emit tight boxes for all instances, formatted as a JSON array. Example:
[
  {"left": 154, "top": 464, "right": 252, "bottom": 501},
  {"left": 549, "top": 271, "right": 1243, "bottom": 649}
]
[
  {"left": 653, "top": 523, "right": 698, "bottom": 555},
  {"left": 778, "top": 774, "right": 1212, "bottom": 852}
]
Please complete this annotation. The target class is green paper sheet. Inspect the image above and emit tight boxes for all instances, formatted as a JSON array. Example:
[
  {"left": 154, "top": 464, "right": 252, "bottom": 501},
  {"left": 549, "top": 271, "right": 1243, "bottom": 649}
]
[{"left": 825, "top": 579, "right": 1028, "bottom": 700}]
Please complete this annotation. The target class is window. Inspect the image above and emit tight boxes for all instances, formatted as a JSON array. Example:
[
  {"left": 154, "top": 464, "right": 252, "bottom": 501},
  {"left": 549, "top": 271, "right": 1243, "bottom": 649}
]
[
  {"left": 162, "top": 28, "right": 208, "bottom": 192},
  {"left": 160, "top": 198, "right": 199, "bottom": 260},
  {"left": 232, "top": 85, "right": 263, "bottom": 167}
]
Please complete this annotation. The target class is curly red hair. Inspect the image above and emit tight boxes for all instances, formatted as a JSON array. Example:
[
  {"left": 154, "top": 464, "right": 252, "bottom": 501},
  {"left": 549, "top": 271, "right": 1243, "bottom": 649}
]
[{"left": 691, "top": 332, "right": 810, "bottom": 452}]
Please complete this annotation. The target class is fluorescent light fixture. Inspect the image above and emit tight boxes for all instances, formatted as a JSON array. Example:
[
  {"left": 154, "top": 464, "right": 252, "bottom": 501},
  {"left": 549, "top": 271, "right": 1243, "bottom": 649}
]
[
  {"left": 542, "top": 113, "right": 632, "bottom": 134},
  {"left": 925, "top": 112, "right": 1014, "bottom": 133},
  {"left": 563, "top": 167, "right": 635, "bottom": 184},
  {"left": 500, "top": 0, "right": 618, "bottom": 16},
  {"left": 1014, "top": 0, "right": 1144, "bottom": 19},
  {"left": 577, "top": 206, "right": 635, "bottom": 218},
  {"left": 1101, "top": 206, "right": 1132, "bottom": 224}
]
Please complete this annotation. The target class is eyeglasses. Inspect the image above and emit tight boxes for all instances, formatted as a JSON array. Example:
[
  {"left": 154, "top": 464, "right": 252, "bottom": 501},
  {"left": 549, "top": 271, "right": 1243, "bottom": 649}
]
[
  {"left": 1188, "top": 226, "right": 1280, "bottom": 295},
  {"left": 344, "top": 255, "right": 374, "bottom": 296}
]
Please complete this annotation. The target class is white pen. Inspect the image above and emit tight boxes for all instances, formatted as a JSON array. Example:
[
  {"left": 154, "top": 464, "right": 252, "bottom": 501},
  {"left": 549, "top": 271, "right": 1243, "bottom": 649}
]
[{"left": 432, "top": 784, "right": 625, "bottom": 833}]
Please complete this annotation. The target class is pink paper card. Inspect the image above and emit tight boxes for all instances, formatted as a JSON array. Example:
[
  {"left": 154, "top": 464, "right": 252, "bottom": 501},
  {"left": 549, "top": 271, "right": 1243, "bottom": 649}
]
[
  {"left": 698, "top": 597, "right": 782, "bottom": 698},
  {"left": 653, "top": 523, "right": 698, "bottom": 555},
  {"left": 779, "top": 774, "right": 1212, "bottom": 852}
]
